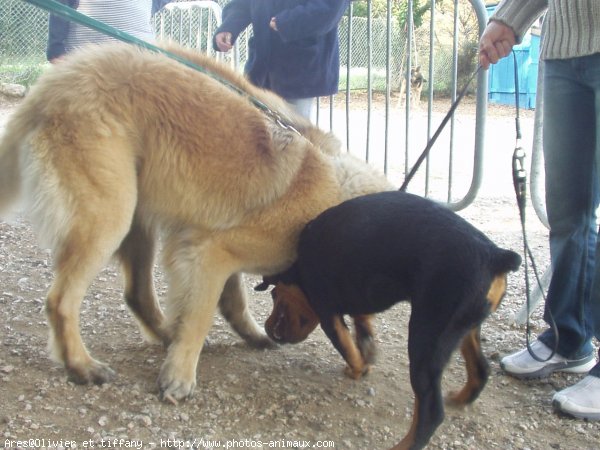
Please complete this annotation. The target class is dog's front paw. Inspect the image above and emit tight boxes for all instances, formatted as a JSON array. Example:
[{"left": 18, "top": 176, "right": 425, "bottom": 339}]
[
  {"left": 357, "top": 335, "right": 377, "bottom": 364},
  {"left": 158, "top": 363, "right": 196, "bottom": 405},
  {"left": 67, "top": 359, "right": 116, "bottom": 385},
  {"left": 246, "top": 333, "right": 277, "bottom": 349},
  {"left": 344, "top": 364, "right": 371, "bottom": 380}
]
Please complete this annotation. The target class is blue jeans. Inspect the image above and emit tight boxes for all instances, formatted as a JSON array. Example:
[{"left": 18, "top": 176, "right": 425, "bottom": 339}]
[
  {"left": 285, "top": 97, "right": 315, "bottom": 122},
  {"left": 538, "top": 54, "right": 600, "bottom": 374}
]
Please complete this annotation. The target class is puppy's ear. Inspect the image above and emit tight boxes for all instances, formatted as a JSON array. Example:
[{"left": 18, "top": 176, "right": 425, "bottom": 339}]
[
  {"left": 254, "top": 277, "right": 275, "bottom": 292},
  {"left": 254, "top": 265, "right": 298, "bottom": 291}
]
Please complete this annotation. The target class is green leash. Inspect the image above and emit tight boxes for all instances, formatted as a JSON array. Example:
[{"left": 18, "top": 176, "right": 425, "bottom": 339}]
[{"left": 25, "top": 0, "right": 300, "bottom": 134}]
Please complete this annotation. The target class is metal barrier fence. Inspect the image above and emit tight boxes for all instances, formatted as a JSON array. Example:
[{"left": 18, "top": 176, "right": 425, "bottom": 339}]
[
  {"left": 156, "top": 1, "right": 222, "bottom": 58},
  {"left": 0, "top": 0, "right": 489, "bottom": 210},
  {"left": 330, "top": 0, "right": 487, "bottom": 210}
]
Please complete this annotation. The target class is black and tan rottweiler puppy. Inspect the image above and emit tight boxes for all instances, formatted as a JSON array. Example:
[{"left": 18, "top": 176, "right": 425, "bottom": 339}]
[{"left": 256, "top": 191, "right": 521, "bottom": 450}]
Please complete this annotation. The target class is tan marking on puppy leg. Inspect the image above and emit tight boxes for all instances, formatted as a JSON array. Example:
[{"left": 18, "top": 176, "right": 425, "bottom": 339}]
[
  {"left": 392, "top": 400, "right": 419, "bottom": 450},
  {"left": 353, "top": 314, "right": 376, "bottom": 364},
  {"left": 487, "top": 274, "right": 508, "bottom": 312},
  {"left": 332, "top": 316, "right": 368, "bottom": 379},
  {"left": 447, "top": 327, "right": 485, "bottom": 406}
]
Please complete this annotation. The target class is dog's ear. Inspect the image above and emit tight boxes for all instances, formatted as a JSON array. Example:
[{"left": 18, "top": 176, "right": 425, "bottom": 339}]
[
  {"left": 254, "top": 281, "right": 269, "bottom": 291},
  {"left": 254, "top": 265, "right": 298, "bottom": 291},
  {"left": 254, "top": 275, "right": 278, "bottom": 291}
]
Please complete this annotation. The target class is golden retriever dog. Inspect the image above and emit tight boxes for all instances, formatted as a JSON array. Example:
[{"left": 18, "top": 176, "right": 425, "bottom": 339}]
[{"left": 0, "top": 42, "right": 392, "bottom": 402}]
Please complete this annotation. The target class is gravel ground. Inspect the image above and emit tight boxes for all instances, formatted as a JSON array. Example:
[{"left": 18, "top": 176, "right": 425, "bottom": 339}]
[{"left": 1, "top": 95, "right": 598, "bottom": 450}]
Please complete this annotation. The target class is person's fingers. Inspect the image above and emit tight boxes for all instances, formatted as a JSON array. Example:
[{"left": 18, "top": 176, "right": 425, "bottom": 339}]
[
  {"left": 496, "top": 39, "right": 513, "bottom": 58},
  {"left": 215, "top": 32, "right": 232, "bottom": 52},
  {"left": 480, "top": 42, "right": 500, "bottom": 67},
  {"left": 478, "top": 21, "right": 516, "bottom": 69},
  {"left": 479, "top": 52, "right": 492, "bottom": 70}
]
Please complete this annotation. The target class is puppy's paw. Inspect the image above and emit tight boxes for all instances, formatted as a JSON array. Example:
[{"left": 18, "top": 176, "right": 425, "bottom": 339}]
[
  {"left": 67, "top": 359, "right": 116, "bottom": 385},
  {"left": 445, "top": 390, "right": 470, "bottom": 408},
  {"left": 344, "top": 364, "right": 371, "bottom": 380},
  {"left": 357, "top": 335, "right": 377, "bottom": 364}
]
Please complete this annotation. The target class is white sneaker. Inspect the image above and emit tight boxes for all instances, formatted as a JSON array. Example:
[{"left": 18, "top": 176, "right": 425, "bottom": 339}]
[
  {"left": 552, "top": 375, "right": 600, "bottom": 420},
  {"left": 500, "top": 340, "right": 597, "bottom": 379}
]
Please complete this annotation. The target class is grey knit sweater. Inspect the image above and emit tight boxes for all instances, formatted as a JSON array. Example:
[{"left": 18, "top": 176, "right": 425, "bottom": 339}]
[{"left": 491, "top": 0, "right": 600, "bottom": 60}]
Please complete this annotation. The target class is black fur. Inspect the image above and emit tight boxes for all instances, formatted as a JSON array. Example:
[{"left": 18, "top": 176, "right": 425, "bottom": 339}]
[{"left": 263, "top": 191, "right": 521, "bottom": 450}]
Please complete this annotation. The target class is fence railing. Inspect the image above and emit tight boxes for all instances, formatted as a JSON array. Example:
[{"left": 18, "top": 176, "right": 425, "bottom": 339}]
[{"left": 1, "top": 0, "right": 489, "bottom": 210}]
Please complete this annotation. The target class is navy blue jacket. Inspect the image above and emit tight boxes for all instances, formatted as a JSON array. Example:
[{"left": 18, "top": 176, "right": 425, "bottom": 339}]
[
  {"left": 47, "top": 0, "right": 170, "bottom": 61},
  {"left": 213, "top": 0, "right": 349, "bottom": 99}
]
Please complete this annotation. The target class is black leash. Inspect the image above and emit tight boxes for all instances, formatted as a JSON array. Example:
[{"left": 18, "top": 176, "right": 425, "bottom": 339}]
[
  {"left": 510, "top": 51, "right": 559, "bottom": 363},
  {"left": 400, "top": 65, "right": 482, "bottom": 191}
]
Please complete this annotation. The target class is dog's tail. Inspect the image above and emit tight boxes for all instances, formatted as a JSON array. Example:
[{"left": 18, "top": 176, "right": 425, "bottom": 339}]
[
  {"left": 0, "top": 115, "right": 25, "bottom": 215},
  {"left": 492, "top": 248, "right": 522, "bottom": 275},
  {"left": 0, "top": 98, "right": 40, "bottom": 216}
]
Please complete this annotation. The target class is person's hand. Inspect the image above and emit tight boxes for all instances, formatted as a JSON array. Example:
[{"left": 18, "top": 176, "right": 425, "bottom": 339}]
[
  {"left": 269, "top": 17, "right": 278, "bottom": 31},
  {"left": 214, "top": 32, "right": 233, "bottom": 52},
  {"left": 479, "top": 20, "right": 516, "bottom": 69}
]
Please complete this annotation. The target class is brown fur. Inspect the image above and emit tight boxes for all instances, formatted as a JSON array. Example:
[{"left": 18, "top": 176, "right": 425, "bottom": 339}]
[
  {"left": 0, "top": 42, "right": 393, "bottom": 401},
  {"left": 263, "top": 283, "right": 375, "bottom": 378}
]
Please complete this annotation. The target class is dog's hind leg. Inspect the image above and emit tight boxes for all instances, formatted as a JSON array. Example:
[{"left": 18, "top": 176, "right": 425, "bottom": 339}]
[
  {"left": 47, "top": 239, "right": 121, "bottom": 385},
  {"left": 45, "top": 191, "right": 136, "bottom": 385},
  {"left": 38, "top": 131, "right": 138, "bottom": 385},
  {"left": 352, "top": 314, "right": 376, "bottom": 364},
  {"left": 117, "top": 220, "right": 168, "bottom": 345},
  {"left": 397, "top": 313, "right": 458, "bottom": 450},
  {"left": 219, "top": 273, "right": 273, "bottom": 348},
  {"left": 447, "top": 326, "right": 489, "bottom": 406},
  {"left": 447, "top": 275, "right": 508, "bottom": 406}
]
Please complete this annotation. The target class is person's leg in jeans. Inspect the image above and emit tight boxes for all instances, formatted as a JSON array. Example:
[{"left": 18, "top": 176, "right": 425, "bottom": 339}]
[
  {"left": 501, "top": 56, "right": 599, "bottom": 378},
  {"left": 544, "top": 54, "right": 600, "bottom": 420},
  {"left": 286, "top": 97, "right": 315, "bottom": 122},
  {"left": 587, "top": 54, "right": 600, "bottom": 376},
  {"left": 540, "top": 56, "right": 599, "bottom": 360}
]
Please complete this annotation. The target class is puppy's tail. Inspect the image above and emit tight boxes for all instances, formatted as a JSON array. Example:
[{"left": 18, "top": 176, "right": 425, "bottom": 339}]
[{"left": 492, "top": 248, "right": 522, "bottom": 275}]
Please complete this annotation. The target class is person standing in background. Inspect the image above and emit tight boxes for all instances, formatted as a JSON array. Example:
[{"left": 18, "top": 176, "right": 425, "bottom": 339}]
[
  {"left": 47, "top": 0, "right": 171, "bottom": 63},
  {"left": 479, "top": 0, "right": 600, "bottom": 420},
  {"left": 213, "top": 0, "right": 349, "bottom": 121}
]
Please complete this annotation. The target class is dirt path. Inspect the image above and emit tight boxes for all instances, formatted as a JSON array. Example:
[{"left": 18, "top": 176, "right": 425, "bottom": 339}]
[{"left": 0, "top": 95, "right": 598, "bottom": 450}]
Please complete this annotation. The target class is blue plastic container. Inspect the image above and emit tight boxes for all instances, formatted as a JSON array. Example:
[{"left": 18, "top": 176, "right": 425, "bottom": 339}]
[{"left": 486, "top": 5, "right": 540, "bottom": 109}]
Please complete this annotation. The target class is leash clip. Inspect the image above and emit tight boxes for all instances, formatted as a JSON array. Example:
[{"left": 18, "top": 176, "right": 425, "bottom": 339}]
[
  {"left": 265, "top": 108, "right": 301, "bottom": 136},
  {"left": 275, "top": 117, "right": 301, "bottom": 136},
  {"left": 512, "top": 146, "right": 527, "bottom": 207}
]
